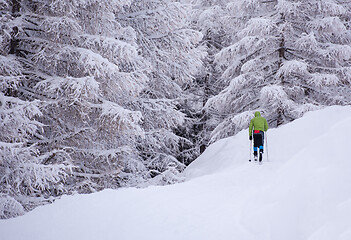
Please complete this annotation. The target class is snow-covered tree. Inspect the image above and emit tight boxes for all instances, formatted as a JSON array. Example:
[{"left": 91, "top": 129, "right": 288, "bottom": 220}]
[
  {"left": 19, "top": 0, "right": 154, "bottom": 191},
  {"left": 174, "top": 0, "right": 228, "bottom": 154},
  {"left": 0, "top": 1, "right": 69, "bottom": 219},
  {"left": 0, "top": 0, "right": 206, "bottom": 214},
  {"left": 117, "top": 0, "right": 206, "bottom": 172},
  {"left": 182, "top": 0, "right": 271, "bottom": 151},
  {"left": 206, "top": 0, "right": 351, "bottom": 142}
]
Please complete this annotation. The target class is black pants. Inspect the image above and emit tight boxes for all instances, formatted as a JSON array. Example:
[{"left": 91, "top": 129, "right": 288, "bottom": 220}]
[{"left": 253, "top": 131, "right": 264, "bottom": 156}]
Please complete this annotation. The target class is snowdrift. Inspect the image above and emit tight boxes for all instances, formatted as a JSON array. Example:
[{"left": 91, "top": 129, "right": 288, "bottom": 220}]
[{"left": 1, "top": 106, "right": 351, "bottom": 240}]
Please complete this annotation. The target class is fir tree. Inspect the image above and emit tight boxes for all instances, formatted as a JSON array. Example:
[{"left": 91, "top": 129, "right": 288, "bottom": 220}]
[
  {"left": 117, "top": 0, "right": 206, "bottom": 176},
  {"left": 206, "top": 0, "right": 351, "bottom": 142},
  {"left": 1, "top": 0, "right": 206, "bottom": 218},
  {"left": 0, "top": 0, "right": 69, "bottom": 219}
]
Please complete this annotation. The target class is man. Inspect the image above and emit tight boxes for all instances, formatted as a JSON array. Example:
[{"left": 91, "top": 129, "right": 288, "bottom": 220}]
[{"left": 249, "top": 111, "right": 268, "bottom": 162}]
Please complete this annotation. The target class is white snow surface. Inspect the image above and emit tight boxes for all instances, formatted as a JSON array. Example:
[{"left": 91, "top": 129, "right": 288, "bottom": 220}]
[{"left": 1, "top": 105, "right": 351, "bottom": 240}]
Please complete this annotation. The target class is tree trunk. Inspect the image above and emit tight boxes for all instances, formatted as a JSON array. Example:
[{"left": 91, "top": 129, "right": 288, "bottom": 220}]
[
  {"left": 11, "top": 0, "right": 21, "bottom": 16},
  {"left": 9, "top": 0, "right": 21, "bottom": 55}
]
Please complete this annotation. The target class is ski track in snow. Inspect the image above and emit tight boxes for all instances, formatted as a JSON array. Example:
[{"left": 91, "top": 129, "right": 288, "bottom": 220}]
[{"left": 1, "top": 106, "right": 351, "bottom": 240}]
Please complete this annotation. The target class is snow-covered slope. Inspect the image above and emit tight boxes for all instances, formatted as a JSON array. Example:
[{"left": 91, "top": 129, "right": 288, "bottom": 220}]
[{"left": 1, "top": 106, "right": 351, "bottom": 240}]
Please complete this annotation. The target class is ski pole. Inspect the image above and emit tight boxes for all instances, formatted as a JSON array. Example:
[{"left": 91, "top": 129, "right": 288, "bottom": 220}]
[
  {"left": 249, "top": 137, "right": 252, "bottom": 162},
  {"left": 265, "top": 132, "right": 269, "bottom": 162}
]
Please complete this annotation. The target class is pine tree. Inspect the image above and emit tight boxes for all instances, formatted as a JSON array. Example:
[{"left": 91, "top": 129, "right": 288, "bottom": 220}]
[
  {"left": 206, "top": 0, "right": 351, "bottom": 142},
  {"left": 22, "top": 0, "right": 153, "bottom": 191},
  {"left": 0, "top": 0, "right": 69, "bottom": 219},
  {"left": 1, "top": 0, "right": 206, "bottom": 217},
  {"left": 117, "top": 0, "right": 206, "bottom": 178},
  {"left": 178, "top": 0, "right": 230, "bottom": 155}
]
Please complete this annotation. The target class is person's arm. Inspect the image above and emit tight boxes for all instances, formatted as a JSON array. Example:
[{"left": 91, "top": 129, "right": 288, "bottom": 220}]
[
  {"left": 249, "top": 119, "right": 253, "bottom": 136},
  {"left": 264, "top": 119, "right": 268, "bottom": 132}
]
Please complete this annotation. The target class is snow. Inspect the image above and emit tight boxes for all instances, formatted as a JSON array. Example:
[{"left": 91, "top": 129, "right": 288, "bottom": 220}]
[{"left": 1, "top": 105, "right": 351, "bottom": 240}]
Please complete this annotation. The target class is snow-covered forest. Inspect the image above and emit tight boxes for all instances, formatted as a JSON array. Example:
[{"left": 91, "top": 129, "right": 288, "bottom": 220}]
[{"left": 1, "top": 0, "right": 351, "bottom": 219}]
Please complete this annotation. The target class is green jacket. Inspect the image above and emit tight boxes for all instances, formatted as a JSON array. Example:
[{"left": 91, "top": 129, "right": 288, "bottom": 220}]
[{"left": 249, "top": 111, "right": 268, "bottom": 137}]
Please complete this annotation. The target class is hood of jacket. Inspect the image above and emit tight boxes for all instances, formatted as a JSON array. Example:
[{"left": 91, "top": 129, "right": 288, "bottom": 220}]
[{"left": 255, "top": 111, "right": 261, "bottom": 117}]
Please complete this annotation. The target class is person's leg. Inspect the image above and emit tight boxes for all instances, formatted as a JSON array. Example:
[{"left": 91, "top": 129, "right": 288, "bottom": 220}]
[
  {"left": 253, "top": 147, "right": 258, "bottom": 160},
  {"left": 259, "top": 146, "right": 263, "bottom": 162},
  {"left": 253, "top": 133, "right": 260, "bottom": 160},
  {"left": 260, "top": 132, "right": 264, "bottom": 152},
  {"left": 257, "top": 132, "right": 264, "bottom": 162}
]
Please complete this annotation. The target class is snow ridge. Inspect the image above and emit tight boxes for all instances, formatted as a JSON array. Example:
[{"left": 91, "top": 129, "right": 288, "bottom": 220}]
[{"left": 1, "top": 106, "right": 351, "bottom": 240}]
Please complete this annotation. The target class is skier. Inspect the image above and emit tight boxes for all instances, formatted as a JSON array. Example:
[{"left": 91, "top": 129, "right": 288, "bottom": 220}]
[{"left": 249, "top": 111, "right": 268, "bottom": 163}]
